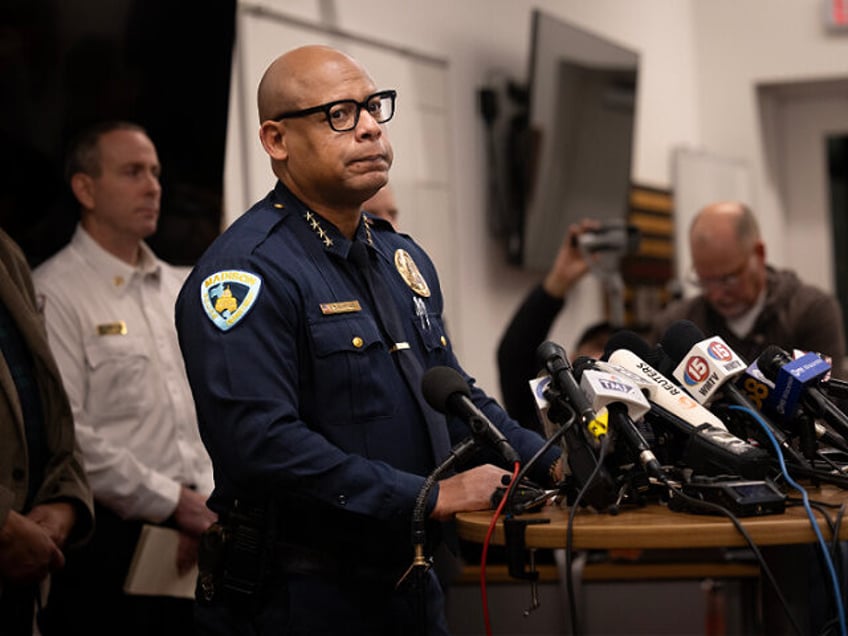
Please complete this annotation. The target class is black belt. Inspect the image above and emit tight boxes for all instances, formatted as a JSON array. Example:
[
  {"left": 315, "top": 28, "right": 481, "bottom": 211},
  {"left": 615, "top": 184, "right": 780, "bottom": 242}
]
[{"left": 272, "top": 542, "right": 407, "bottom": 585}]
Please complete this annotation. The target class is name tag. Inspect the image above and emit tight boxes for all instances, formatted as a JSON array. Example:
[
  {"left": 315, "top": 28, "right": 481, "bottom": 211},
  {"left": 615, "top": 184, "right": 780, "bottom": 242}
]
[
  {"left": 319, "top": 301, "right": 362, "bottom": 315},
  {"left": 97, "top": 321, "right": 127, "bottom": 336}
]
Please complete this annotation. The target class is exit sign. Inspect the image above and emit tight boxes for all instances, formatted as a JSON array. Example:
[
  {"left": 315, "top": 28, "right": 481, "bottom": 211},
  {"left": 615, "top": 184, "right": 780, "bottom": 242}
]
[{"left": 825, "top": 0, "right": 848, "bottom": 29}]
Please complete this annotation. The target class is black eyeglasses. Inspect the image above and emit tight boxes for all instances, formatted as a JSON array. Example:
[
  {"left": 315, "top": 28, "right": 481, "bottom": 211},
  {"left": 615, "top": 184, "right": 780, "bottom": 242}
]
[{"left": 272, "top": 90, "right": 397, "bottom": 132}]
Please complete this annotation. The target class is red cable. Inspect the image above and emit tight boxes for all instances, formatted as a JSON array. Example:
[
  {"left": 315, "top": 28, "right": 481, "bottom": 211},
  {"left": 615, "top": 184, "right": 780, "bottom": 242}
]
[{"left": 479, "top": 461, "right": 521, "bottom": 636}]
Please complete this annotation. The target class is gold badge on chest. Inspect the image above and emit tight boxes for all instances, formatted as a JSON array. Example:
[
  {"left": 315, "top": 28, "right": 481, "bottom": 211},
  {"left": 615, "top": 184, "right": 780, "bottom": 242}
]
[{"left": 394, "top": 249, "right": 430, "bottom": 298}]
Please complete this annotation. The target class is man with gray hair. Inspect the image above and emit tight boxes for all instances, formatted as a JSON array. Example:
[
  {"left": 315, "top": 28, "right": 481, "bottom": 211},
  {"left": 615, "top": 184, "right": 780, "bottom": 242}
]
[{"left": 650, "top": 200, "right": 845, "bottom": 376}]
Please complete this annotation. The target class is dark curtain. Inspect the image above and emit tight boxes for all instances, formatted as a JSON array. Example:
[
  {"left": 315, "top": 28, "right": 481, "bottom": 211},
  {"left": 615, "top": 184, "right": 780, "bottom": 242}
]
[{"left": 0, "top": 0, "right": 237, "bottom": 267}]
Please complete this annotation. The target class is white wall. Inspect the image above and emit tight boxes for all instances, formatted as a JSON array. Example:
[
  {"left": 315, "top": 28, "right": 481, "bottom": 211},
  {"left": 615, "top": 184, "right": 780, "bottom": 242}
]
[
  {"left": 225, "top": 0, "right": 847, "bottom": 402},
  {"left": 227, "top": 0, "right": 700, "bottom": 399},
  {"left": 691, "top": 0, "right": 848, "bottom": 265}
]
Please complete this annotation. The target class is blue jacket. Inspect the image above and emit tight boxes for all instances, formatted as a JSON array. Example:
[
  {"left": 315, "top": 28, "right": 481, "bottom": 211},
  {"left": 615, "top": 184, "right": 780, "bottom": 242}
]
[{"left": 175, "top": 182, "right": 560, "bottom": 562}]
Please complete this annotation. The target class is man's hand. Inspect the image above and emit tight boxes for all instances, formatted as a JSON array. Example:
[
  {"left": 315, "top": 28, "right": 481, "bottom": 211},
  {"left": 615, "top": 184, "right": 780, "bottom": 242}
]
[
  {"left": 28, "top": 501, "right": 77, "bottom": 549},
  {"left": 0, "top": 510, "right": 64, "bottom": 585},
  {"left": 542, "top": 219, "right": 602, "bottom": 299},
  {"left": 176, "top": 531, "right": 200, "bottom": 576},
  {"left": 173, "top": 486, "right": 218, "bottom": 537},
  {"left": 430, "top": 464, "right": 514, "bottom": 521},
  {"left": 172, "top": 487, "right": 217, "bottom": 575}
]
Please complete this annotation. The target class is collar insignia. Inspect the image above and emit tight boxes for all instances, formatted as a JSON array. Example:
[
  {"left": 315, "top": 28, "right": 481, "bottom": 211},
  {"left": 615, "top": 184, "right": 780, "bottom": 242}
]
[
  {"left": 200, "top": 270, "right": 262, "bottom": 331},
  {"left": 304, "top": 211, "right": 333, "bottom": 248},
  {"left": 394, "top": 249, "right": 430, "bottom": 297}
]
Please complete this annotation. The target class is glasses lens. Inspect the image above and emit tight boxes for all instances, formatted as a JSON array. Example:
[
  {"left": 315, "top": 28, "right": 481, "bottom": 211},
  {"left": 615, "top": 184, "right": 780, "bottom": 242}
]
[
  {"left": 325, "top": 92, "right": 396, "bottom": 131},
  {"left": 327, "top": 102, "right": 357, "bottom": 131},
  {"left": 690, "top": 253, "right": 752, "bottom": 289},
  {"left": 368, "top": 93, "right": 395, "bottom": 123}
]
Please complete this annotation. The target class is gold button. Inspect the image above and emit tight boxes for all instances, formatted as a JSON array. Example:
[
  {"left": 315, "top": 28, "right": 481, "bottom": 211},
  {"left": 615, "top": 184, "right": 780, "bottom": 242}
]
[
  {"left": 274, "top": 203, "right": 284, "bottom": 209},
  {"left": 113, "top": 276, "right": 124, "bottom": 287},
  {"left": 440, "top": 336, "right": 447, "bottom": 346},
  {"left": 352, "top": 336, "right": 364, "bottom": 348}
]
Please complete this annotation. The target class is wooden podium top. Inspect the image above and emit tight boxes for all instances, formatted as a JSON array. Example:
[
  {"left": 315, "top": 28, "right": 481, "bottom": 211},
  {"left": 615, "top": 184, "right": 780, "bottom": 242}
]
[{"left": 455, "top": 483, "right": 848, "bottom": 550}]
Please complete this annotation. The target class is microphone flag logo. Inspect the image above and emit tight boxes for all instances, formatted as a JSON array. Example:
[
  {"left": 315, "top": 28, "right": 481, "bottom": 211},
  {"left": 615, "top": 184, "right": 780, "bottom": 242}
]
[
  {"left": 707, "top": 340, "right": 733, "bottom": 362},
  {"left": 682, "top": 355, "right": 710, "bottom": 385}
]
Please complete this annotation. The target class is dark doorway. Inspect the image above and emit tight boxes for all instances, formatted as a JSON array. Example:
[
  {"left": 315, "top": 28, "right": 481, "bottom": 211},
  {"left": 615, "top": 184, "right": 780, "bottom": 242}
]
[
  {"left": 0, "top": 0, "right": 236, "bottom": 268},
  {"left": 828, "top": 134, "right": 848, "bottom": 343}
]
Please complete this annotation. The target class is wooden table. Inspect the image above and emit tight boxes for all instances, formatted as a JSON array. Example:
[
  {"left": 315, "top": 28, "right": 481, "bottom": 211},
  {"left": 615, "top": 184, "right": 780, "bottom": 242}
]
[
  {"left": 456, "top": 483, "right": 848, "bottom": 633},
  {"left": 455, "top": 483, "right": 848, "bottom": 550}
]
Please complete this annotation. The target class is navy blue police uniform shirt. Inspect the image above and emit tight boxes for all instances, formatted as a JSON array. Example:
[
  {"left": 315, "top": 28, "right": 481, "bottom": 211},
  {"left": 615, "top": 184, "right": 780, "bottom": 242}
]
[{"left": 175, "top": 181, "right": 560, "bottom": 561}]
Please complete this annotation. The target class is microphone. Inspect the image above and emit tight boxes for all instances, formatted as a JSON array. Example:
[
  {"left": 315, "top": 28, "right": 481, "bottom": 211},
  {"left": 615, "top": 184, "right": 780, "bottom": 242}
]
[
  {"left": 602, "top": 330, "right": 729, "bottom": 431},
  {"left": 821, "top": 376, "right": 848, "bottom": 401},
  {"left": 601, "top": 329, "right": 678, "bottom": 380},
  {"left": 756, "top": 345, "right": 848, "bottom": 443},
  {"left": 603, "top": 345, "right": 772, "bottom": 479},
  {"left": 661, "top": 321, "right": 747, "bottom": 404},
  {"left": 536, "top": 341, "right": 595, "bottom": 423},
  {"left": 660, "top": 321, "right": 805, "bottom": 465},
  {"left": 739, "top": 353, "right": 848, "bottom": 458},
  {"left": 577, "top": 366, "right": 665, "bottom": 480},
  {"left": 534, "top": 342, "right": 617, "bottom": 511},
  {"left": 421, "top": 366, "right": 521, "bottom": 464}
]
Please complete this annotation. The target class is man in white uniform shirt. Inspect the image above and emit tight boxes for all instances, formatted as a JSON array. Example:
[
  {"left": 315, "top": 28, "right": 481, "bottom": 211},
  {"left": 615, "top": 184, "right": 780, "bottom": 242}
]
[{"left": 33, "top": 121, "right": 215, "bottom": 636}]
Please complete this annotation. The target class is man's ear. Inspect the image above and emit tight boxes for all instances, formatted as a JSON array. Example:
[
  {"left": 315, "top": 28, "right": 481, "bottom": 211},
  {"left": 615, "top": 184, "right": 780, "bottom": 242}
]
[
  {"left": 259, "top": 121, "right": 288, "bottom": 161},
  {"left": 70, "top": 173, "right": 95, "bottom": 210}
]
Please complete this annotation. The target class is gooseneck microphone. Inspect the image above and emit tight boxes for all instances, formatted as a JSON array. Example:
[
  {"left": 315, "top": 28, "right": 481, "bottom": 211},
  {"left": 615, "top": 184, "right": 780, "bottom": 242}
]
[{"left": 421, "top": 366, "right": 520, "bottom": 464}]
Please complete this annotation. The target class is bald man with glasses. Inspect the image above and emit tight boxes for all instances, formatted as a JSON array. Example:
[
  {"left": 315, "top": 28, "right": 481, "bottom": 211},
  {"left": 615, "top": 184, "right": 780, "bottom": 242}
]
[
  {"left": 649, "top": 200, "right": 845, "bottom": 376},
  {"left": 176, "top": 44, "right": 562, "bottom": 635}
]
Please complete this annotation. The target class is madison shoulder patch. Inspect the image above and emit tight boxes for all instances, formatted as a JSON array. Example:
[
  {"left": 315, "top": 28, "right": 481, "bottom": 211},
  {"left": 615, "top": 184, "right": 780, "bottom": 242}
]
[{"left": 200, "top": 270, "right": 262, "bottom": 331}]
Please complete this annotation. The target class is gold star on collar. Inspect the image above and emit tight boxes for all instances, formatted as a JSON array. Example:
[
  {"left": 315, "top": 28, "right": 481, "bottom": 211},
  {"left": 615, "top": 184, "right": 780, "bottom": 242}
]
[
  {"left": 304, "top": 211, "right": 333, "bottom": 248},
  {"left": 302, "top": 211, "right": 374, "bottom": 248},
  {"left": 362, "top": 214, "right": 373, "bottom": 246}
]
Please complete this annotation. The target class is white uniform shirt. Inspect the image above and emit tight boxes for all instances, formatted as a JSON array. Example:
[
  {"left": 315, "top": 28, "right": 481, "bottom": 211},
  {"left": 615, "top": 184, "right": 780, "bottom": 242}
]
[{"left": 33, "top": 225, "right": 213, "bottom": 522}]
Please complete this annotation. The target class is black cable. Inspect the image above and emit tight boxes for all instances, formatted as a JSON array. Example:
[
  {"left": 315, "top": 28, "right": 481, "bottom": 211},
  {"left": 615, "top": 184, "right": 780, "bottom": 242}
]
[
  {"left": 817, "top": 450, "right": 848, "bottom": 473},
  {"left": 668, "top": 486, "right": 805, "bottom": 635},
  {"left": 775, "top": 459, "right": 848, "bottom": 489},
  {"left": 502, "top": 405, "right": 572, "bottom": 515},
  {"left": 564, "top": 434, "right": 613, "bottom": 636}
]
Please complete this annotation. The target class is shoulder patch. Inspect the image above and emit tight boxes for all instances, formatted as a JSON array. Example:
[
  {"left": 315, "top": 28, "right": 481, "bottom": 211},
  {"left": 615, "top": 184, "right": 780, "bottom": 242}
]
[{"left": 200, "top": 270, "right": 262, "bottom": 331}]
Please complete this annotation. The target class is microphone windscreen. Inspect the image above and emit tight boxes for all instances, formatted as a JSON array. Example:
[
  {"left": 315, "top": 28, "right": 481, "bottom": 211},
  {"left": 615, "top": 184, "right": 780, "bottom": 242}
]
[
  {"left": 421, "top": 365, "right": 470, "bottom": 413},
  {"left": 536, "top": 341, "right": 566, "bottom": 369},
  {"left": 658, "top": 320, "right": 706, "bottom": 365},
  {"left": 570, "top": 355, "right": 596, "bottom": 380},
  {"left": 755, "top": 345, "right": 792, "bottom": 383},
  {"left": 602, "top": 329, "right": 653, "bottom": 361}
]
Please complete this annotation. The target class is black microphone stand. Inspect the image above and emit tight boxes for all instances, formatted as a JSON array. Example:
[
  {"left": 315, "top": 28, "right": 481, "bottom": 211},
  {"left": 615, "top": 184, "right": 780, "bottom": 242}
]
[
  {"left": 401, "top": 436, "right": 479, "bottom": 636},
  {"left": 498, "top": 404, "right": 574, "bottom": 616}
]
